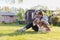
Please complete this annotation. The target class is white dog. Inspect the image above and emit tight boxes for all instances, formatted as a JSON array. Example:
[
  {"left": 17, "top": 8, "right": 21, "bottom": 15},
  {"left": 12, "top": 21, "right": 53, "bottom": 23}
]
[{"left": 33, "top": 18, "right": 47, "bottom": 33}]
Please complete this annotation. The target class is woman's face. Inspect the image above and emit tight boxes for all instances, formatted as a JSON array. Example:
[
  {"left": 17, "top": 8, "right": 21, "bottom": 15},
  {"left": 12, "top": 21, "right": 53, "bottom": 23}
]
[{"left": 35, "top": 12, "right": 39, "bottom": 15}]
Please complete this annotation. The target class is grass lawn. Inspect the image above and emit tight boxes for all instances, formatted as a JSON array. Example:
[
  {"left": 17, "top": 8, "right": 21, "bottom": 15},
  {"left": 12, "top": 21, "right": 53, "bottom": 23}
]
[{"left": 0, "top": 24, "right": 60, "bottom": 40}]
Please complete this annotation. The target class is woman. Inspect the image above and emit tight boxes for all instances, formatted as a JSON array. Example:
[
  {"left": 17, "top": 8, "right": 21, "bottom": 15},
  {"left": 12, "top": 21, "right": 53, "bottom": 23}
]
[{"left": 18, "top": 11, "right": 50, "bottom": 32}]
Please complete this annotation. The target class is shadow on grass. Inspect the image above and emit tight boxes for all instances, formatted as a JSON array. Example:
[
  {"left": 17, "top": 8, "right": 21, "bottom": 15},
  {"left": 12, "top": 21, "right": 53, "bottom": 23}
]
[
  {"left": 0, "top": 31, "right": 37, "bottom": 37},
  {"left": 0, "top": 23, "right": 26, "bottom": 27},
  {"left": 0, "top": 31, "right": 47, "bottom": 37}
]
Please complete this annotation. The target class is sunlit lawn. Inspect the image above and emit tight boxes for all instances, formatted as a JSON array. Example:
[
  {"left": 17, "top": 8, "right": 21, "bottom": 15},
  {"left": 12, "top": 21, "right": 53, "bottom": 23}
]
[{"left": 0, "top": 24, "right": 60, "bottom": 40}]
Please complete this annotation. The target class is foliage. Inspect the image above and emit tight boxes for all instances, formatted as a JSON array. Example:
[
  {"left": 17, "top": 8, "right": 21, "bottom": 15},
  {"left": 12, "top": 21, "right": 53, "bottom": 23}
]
[
  {"left": 19, "top": 0, "right": 23, "bottom": 3},
  {"left": 17, "top": 8, "right": 25, "bottom": 21},
  {"left": 4, "top": 6, "right": 11, "bottom": 12},
  {"left": 45, "top": 10, "right": 53, "bottom": 16},
  {"left": 50, "top": 16, "right": 59, "bottom": 25},
  {"left": 56, "top": 18, "right": 60, "bottom": 26}
]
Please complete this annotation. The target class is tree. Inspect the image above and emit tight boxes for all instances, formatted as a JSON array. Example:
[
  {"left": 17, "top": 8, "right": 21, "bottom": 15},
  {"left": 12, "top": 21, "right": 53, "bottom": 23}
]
[
  {"left": 3, "top": 6, "right": 11, "bottom": 12},
  {"left": 17, "top": 8, "right": 25, "bottom": 21},
  {"left": 18, "top": 0, "right": 23, "bottom": 3}
]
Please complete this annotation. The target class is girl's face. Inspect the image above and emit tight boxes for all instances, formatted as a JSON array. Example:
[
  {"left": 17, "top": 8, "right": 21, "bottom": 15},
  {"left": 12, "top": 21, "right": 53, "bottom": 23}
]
[{"left": 38, "top": 14, "right": 43, "bottom": 18}]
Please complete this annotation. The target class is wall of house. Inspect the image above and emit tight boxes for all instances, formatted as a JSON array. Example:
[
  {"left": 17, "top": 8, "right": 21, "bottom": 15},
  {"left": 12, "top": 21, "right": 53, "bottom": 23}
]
[
  {"left": 0, "top": 15, "right": 16, "bottom": 23},
  {"left": 0, "top": 15, "right": 2, "bottom": 23},
  {"left": 9, "top": 16, "right": 16, "bottom": 23}
]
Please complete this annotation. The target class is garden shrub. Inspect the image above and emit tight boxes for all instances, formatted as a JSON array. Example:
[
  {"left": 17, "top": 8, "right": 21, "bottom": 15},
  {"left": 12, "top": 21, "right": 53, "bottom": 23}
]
[{"left": 51, "top": 16, "right": 59, "bottom": 26}]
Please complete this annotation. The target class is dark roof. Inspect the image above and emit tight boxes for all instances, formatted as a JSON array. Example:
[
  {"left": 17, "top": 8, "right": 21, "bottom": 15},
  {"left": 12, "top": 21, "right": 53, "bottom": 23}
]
[
  {"left": 27, "top": 9, "right": 35, "bottom": 11},
  {"left": 0, "top": 12, "right": 16, "bottom": 16}
]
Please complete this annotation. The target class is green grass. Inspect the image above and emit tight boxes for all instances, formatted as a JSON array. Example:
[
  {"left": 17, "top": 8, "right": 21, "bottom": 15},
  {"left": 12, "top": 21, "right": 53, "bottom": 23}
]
[
  {"left": 0, "top": 24, "right": 60, "bottom": 40},
  {"left": 0, "top": 23, "right": 26, "bottom": 27}
]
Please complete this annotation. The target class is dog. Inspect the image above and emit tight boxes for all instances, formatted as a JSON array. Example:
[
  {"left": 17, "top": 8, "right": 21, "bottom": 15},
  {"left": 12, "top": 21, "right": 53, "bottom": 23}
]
[{"left": 33, "top": 18, "right": 49, "bottom": 33}]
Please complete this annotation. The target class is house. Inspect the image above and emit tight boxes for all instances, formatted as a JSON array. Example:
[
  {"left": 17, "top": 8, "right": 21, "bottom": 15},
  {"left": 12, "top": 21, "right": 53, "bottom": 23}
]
[{"left": 0, "top": 12, "right": 17, "bottom": 23}]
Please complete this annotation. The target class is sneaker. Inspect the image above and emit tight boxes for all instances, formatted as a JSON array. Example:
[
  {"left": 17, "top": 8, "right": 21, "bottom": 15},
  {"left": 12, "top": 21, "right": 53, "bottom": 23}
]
[{"left": 17, "top": 28, "right": 26, "bottom": 32}]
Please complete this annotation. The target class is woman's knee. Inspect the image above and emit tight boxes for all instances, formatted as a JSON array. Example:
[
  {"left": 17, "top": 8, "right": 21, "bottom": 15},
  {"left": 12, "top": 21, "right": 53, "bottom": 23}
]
[
  {"left": 25, "top": 23, "right": 33, "bottom": 29},
  {"left": 32, "top": 25, "right": 38, "bottom": 32}
]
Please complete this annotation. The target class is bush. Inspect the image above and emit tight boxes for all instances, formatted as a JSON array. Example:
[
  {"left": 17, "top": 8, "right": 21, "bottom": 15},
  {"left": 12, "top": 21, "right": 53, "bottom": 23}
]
[
  {"left": 51, "top": 16, "right": 59, "bottom": 26},
  {"left": 57, "top": 19, "right": 60, "bottom": 26}
]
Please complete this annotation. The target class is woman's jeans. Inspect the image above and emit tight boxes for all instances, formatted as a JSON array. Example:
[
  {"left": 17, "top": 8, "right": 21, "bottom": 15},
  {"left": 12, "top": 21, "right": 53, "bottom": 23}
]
[{"left": 25, "top": 22, "right": 38, "bottom": 32}]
